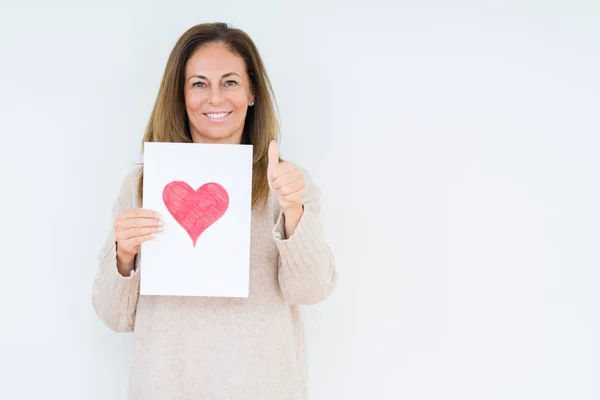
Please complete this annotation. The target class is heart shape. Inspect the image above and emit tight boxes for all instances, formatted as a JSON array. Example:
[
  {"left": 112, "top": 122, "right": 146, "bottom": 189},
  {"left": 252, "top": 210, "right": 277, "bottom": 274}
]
[{"left": 162, "top": 181, "right": 229, "bottom": 246}]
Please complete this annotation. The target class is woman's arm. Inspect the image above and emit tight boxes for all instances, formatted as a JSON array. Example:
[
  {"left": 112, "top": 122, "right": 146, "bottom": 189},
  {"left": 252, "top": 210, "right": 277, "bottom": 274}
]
[
  {"left": 91, "top": 168, "right": 141, "bottom": 332},
  {"left": 273, "top": 168, "right": 337, "bottom": 305}
]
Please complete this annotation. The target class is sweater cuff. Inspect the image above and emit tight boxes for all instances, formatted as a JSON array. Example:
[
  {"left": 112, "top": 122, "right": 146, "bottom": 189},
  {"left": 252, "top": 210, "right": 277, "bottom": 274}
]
[
  {"left": 96, "top": 240, "right": 140, "bottom": 309},
  {"left": 272, "top": 208, "right": 332, "bottom": 277}
]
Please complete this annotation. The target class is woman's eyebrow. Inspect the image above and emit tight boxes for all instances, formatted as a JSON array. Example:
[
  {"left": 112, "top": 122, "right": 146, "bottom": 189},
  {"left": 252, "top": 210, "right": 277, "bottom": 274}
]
[{"left": 187, "top": 72, "right": 241, "bottom": 81}]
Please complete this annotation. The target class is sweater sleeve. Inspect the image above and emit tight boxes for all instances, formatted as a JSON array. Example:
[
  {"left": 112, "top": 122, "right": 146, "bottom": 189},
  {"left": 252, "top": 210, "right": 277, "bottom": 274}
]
[
  {"left": 92, "top": 168, "right": 142, "bottom": 332},
  {"left": 273, "top": 168, "right": 337, "bottom": 305}
]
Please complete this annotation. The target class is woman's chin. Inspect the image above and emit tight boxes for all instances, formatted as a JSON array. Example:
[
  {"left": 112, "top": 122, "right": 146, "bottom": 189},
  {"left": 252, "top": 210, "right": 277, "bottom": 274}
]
[{"left": 191, "top": 128, "right": 241, "bottom": 144}]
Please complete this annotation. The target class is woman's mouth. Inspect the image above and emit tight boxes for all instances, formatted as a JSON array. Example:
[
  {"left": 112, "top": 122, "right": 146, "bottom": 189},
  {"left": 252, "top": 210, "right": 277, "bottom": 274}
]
[{"left": 204, "top": 111, "right": 232, "bottom": 121}]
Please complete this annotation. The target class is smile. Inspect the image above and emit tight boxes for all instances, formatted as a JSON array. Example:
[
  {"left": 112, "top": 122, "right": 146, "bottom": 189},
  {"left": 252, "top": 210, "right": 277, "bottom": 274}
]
[{"left": 204, "top": 112, "right": 232, "bottom": 121}]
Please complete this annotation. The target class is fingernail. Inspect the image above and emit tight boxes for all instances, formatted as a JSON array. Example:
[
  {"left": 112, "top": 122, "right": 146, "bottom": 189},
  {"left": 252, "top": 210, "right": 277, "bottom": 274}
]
[
  {"left": 157, "top": 226, "right": 163, "bottom": 232},
  {"left": 158, "top": 220, "right": 164, "bottom": 226}
]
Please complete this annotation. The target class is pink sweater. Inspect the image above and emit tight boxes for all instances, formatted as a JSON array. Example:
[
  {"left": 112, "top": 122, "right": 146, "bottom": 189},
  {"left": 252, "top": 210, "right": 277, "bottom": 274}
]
[{"left": 92, "top": 166, "right": 337, "bottom": 399}]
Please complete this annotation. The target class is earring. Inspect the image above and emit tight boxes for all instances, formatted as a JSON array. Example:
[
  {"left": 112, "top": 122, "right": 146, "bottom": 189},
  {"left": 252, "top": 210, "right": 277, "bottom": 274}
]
[{"left": 249, "top": 101, "right": 255, "bottom": 106}]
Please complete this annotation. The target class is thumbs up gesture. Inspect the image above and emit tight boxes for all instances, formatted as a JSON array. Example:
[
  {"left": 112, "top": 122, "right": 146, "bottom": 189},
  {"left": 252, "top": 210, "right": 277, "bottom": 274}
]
[{"left": 268, "top": 140, "right": 306, "bottom": 217}]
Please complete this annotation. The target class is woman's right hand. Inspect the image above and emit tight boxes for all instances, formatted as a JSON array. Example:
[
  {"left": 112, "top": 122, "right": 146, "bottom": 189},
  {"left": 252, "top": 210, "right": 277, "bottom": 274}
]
[{"left": 114, "top": 208, "right": 163, "bottom": 272}]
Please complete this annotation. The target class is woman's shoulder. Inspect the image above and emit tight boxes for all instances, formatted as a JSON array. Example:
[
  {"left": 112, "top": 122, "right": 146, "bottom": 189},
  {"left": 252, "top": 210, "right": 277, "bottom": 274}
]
[
  {"left": 115, "top": 165, "right": 143, "bottom": 207},
  {"left": 119, "top": 164, "right": 143, "bottom": 189}
]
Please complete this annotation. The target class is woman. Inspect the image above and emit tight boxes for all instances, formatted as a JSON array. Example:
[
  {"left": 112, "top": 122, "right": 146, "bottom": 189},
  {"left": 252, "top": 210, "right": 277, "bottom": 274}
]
[{"left": 92, "top": 22, "right": 337, "bottom": 399}]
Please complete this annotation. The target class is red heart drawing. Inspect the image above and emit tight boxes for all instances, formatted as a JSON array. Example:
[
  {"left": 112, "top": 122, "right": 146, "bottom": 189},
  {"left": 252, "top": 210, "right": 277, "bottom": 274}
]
[{"left": 162, "top": 181, "right": 229, "bottom": 246}]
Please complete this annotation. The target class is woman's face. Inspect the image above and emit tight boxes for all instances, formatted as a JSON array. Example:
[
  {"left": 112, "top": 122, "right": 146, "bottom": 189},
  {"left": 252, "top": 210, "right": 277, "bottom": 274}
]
[{"left": 184, "top": 42, "right": 254, "bottom": 144}]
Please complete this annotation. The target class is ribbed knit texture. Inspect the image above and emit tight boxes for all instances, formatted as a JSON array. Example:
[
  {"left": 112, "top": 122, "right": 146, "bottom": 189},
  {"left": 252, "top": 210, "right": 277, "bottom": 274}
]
[{"left": 92, "top": 165, "right": 337, "bottom": 400}]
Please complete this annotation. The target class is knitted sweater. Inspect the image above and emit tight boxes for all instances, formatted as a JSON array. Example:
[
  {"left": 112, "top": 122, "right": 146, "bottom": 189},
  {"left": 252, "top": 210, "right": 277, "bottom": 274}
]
[{"left": 92, "top": 165, "right": 337, "bottom": 400}]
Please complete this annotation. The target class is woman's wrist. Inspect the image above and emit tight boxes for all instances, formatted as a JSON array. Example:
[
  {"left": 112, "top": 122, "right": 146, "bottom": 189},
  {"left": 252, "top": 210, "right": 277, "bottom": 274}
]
[
  {"left": 116, "top": 248, "right": 135, "bottom": 276},
  {"left": 283, "top": 205, "right": 303, "bottom": 238}
]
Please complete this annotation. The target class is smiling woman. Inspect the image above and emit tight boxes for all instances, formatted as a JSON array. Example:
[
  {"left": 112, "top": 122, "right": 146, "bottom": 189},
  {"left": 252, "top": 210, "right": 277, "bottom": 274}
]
[
  {"left": 136, "top": 22, "right": 280, "bottom": 209},
  {"left": 91, "top": 22, "right": 337, "bottom": 400},
  {"left": 184, "top": 43, "right": 255, "bottom": 144}
]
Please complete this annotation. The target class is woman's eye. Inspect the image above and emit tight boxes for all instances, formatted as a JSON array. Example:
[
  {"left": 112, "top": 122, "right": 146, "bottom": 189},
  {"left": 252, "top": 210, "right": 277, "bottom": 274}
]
[
  {"left": 224, "top": 80, "right": 238, "bottom": 87},
  {"left": 192, "top": 82, "right": 206, "bottom": 88}
]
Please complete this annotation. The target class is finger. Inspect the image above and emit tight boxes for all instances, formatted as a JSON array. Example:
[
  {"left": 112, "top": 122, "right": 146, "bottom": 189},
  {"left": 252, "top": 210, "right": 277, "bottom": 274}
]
[
  {"left": 117, "top": 226, "right": 162, "bottom": 240},
  {"left": 122, "top": 208, "right": 161, "bottom": 220},
  {"left": 121, "top": 232, "right": 156, "bottom": 249},
  {"left": 131, "top": 217, "right": 163, "bottom": 228},
  {"left": 271, "top": 165, "right": 298, "bottom": 187},
  {"left": 278, "top": 185, "right": 306, "bottom": 202},
  {"left": 115, "top": 217, "right": 162, "bottom": 231},
  {"left": 276, "top": 180, "right": 305, "bottom": 196},
  {"left": 272, "top": 170, "right": 302, "bottom": 190}
]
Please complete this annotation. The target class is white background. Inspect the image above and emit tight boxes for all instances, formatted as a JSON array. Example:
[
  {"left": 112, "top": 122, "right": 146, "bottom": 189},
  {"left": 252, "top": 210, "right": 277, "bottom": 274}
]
[{"left": 1, "top": 1, "right": 599, "bottom": 399}]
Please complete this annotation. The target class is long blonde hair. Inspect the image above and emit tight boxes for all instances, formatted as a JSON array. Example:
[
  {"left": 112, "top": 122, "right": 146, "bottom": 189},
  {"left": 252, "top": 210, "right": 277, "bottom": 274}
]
[{"left": 136, "top": 22, "right": 280, "bottom": 210}]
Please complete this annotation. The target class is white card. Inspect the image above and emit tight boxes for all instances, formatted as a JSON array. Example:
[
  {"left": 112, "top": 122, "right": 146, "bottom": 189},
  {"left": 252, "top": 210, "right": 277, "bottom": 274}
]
[{"left": 140, "top": 142, "right": 253, "bottom": 297}]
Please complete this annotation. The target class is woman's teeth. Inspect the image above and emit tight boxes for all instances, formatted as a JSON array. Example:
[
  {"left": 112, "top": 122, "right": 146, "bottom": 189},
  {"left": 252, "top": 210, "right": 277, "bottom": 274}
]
[{"left": 207, "top": 112, "right": 229, "bottom": 119}]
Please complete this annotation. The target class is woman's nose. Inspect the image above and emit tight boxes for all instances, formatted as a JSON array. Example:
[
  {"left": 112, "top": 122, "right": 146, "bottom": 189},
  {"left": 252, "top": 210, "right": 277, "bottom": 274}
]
[{"left": 208, "top": 86, "right": 224, "bottom": 105}]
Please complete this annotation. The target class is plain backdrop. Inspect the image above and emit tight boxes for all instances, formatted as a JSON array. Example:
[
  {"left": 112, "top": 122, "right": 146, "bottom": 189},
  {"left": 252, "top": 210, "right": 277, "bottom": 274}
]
[{"left": 0, "top": 1, "right": 599, "bottom": 399}]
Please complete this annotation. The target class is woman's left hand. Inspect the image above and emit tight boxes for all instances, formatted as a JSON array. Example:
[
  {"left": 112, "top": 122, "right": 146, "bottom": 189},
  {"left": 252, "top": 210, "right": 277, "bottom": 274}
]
[{"left": 268, "top": 140, "right": 305, "bottom": 232}]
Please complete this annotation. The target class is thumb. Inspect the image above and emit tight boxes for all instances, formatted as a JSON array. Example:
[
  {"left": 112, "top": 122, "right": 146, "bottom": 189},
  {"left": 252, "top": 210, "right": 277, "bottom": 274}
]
[{"left": 268, "top": 140, "right": 279, "bottom": 171}]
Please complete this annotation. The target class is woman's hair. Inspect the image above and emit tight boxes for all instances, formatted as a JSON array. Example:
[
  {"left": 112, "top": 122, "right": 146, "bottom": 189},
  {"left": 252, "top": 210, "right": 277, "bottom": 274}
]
[{"left": 136, "top": 22, "right": 279, "bottom": 210}]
